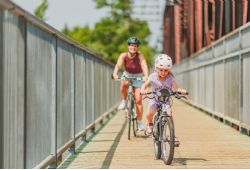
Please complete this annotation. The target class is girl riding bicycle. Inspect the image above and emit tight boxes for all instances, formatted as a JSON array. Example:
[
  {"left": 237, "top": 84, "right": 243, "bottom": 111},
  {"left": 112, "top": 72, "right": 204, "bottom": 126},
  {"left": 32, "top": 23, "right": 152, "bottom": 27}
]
[{"left": 140, "top": 54, "right": 187, "bottom": 139}]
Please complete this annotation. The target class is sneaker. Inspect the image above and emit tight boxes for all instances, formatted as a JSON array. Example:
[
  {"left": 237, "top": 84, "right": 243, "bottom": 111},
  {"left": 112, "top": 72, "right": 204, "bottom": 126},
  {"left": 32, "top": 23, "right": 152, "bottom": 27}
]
[
  {"left": 137, "top": 120, "right": 144, "bottom": 131},
  {"left": 145, "top": 123, "right": 153, "bottom": 135},
  {"left": 118, "top": 100, "right": 126, "bottom": 110},
  {"left": 174, "top": 137, "right": 180, "bottom": 147}
]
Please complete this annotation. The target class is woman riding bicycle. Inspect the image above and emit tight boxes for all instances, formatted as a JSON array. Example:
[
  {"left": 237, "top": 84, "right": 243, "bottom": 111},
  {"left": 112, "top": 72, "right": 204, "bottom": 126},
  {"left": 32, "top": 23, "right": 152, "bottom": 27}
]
[
  {"left": 140, "top": 54, "right": 187, "bottom": 140},
  {"left": 112, "top": 36, "right": 149, "bottom": 130}
]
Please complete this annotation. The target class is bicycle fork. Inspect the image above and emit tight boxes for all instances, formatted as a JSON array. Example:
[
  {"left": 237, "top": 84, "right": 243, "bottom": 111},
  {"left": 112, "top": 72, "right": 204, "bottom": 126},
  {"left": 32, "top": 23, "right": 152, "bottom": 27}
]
[{"left": 155, "top": 114, "right": 169, "bottom": 143}]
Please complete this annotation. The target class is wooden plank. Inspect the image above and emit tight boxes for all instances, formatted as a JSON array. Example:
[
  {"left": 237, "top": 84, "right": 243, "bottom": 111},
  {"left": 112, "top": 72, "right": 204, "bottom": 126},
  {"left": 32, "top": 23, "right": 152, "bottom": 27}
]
[{"left": 59, "top": 100, "right": 250, "bottom": 168}]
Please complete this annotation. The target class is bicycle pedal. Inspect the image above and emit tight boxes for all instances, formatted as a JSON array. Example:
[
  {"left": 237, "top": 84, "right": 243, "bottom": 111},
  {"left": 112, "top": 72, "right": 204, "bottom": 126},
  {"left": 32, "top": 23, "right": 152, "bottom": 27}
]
[
  {"left": 144, "top": 130, "right": 153, "bottom": 137},
  {"left": 174, "top": 142, "right": 180, "bottom": 147}
]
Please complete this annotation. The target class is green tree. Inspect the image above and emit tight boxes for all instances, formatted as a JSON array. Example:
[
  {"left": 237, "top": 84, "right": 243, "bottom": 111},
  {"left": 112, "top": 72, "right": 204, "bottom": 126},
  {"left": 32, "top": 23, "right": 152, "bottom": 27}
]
[
  {"left": 63, "top": 0, "right": 155, "bottom": 65},
  {"left": 34, "top": 0, "right": 48, "bottom": 21}
]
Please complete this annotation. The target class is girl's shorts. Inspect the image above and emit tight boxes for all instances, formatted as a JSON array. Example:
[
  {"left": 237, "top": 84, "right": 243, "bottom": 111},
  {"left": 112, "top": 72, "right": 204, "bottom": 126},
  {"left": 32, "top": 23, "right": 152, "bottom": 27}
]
[{"left": 148, "top": 99, "right": 171, "bottom": 112}]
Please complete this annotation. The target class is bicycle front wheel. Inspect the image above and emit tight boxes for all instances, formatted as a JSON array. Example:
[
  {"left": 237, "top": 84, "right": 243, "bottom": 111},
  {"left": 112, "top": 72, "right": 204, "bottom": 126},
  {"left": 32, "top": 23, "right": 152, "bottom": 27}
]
[
  {"left": 127, "top": 116, "right": 131, "bottom": 140},
  {"left": 131, "top": 101, "right": 138, "bottom": 137},
  {"left": 161, "top": 117, "right": 174, "bottom": 165},
  {"left": 132, "top": 116, "right": 138, "bottom": 137},
  {"left": 127, "top": 97, "right": 133, "bottom": 140}
]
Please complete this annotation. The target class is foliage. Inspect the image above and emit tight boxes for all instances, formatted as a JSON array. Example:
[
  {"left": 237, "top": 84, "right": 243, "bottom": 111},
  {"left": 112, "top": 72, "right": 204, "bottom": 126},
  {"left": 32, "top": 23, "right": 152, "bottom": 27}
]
[
  {"left": 62, "top": 0, "right": 155, "bottom": 65},
  {"left": 34, "top": 0, "right": 48, "bottom": 21}
]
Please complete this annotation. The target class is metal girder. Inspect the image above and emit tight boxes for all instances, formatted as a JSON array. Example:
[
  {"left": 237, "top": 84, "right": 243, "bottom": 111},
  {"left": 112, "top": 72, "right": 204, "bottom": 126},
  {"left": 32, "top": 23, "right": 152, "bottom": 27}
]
[
  {"left": 188, "top": 0, "right": 195, "bottom": 54},
  {"left": 195, "top": 0, "right": 203, "bottom": 51},
  {"left": 215, "top": 0, "right": 224, "bottom": 39},
  {"left": 174, "top": 5, "right": 181, "bottom": 63},
  {"left": 242, "top": 0, "right": 248, "bottom": 24}
]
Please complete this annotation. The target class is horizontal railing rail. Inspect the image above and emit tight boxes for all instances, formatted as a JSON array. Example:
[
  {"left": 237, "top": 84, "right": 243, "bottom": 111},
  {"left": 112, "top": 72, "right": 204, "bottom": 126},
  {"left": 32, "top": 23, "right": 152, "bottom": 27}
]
[{"left": 173, "top": 21, "right": 250, "bottom": 135}]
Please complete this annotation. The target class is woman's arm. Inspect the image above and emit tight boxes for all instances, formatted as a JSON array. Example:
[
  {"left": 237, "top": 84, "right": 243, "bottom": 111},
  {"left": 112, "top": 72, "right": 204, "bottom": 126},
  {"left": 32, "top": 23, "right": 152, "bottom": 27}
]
[
  {"left": 139, "top": 54, "right": 149, "bottom": 81},
  {"left": 113, "top": 53, "right": 125, "bottom": 78},
  {"left": 140, "top": 79, "right": 151, "bottom": 94}
]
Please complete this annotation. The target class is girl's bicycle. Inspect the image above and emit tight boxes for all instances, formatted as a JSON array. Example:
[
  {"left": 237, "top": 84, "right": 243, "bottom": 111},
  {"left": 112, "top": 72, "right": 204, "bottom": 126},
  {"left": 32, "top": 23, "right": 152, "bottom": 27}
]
[
  {"left": 112, "top": 75, "right": 143, "bottom": 140},
  {"left": 142, "top": 87, "right": 188, "bottom": 165}
]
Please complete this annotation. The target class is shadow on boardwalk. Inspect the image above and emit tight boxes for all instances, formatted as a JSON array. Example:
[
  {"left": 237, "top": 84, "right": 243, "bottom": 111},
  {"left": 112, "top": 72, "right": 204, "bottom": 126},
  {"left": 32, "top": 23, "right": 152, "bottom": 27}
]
[{"left": 59, "top": 100, "right": 250, "bottom": 169}]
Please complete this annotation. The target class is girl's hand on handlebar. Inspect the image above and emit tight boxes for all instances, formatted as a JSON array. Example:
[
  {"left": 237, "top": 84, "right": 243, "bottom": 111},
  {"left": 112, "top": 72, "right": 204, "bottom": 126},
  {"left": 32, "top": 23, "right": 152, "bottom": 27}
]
[{"left": 177, "top": 88, "right": 188, "bottom": 95}]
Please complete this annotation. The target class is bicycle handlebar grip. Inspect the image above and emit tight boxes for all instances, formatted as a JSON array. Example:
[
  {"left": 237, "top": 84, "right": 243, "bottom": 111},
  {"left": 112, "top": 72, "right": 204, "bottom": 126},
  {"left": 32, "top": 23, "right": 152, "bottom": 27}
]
[
  {"left": 177, "top": 91, "right": 189, "bottom": 95},
  {"left": 140, "top": 92, "right": 153, "bottom": 95}
]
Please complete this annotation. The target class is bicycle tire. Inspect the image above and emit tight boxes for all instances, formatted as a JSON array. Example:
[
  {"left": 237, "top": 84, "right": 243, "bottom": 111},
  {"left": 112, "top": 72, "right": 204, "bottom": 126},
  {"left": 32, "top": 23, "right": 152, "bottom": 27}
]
[
  {"left": 127, "top": 96, "right": 133, "bottom": 140},
  {"left": 161, "top": 117, "right": 174, "bottom": 165},
  {"left": 132, "top": 117, "right": 137, "bottom": 137},
  {"left": 153, "top": 116, "right": 161, "bottom": 159},
  {"left": 131, "top": 101, "right": 138, "bottom": 137},
  {"left": 128, "top": 116, "right": 131, "bottom": 140}
]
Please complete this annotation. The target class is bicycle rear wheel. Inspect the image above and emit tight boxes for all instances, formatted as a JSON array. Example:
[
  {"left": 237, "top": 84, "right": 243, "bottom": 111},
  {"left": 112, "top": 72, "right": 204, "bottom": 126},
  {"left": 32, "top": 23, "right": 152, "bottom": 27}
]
[
  {"left": 154, "top": 139, "right": 161, "bottom": 159},
  {"left": 153, "top": 115, "right": 161, "bottom": 159},
  {"left": 161, "top": 117, "right": 174, "bottom": 165}
]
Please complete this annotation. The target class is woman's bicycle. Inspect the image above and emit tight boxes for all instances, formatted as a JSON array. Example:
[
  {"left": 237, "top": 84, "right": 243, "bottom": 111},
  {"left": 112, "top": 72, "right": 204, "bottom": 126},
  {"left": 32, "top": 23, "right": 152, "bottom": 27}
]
[
  {"left": 112, "top": 75, "right": 143, "bottom": 140},
  {"left": 142, "top": 87, "right": 188, "bottom": 165}
]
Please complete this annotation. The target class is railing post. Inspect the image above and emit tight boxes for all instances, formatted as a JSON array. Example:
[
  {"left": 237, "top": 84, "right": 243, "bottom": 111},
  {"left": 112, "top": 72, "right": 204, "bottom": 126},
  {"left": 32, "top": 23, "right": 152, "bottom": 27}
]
[
  {"left": 68, "top": 144, "right": 76, "bottom": 154},
  {"left": 0, "top": 6, "right": 3, "bottom": 169},
  {"left": 81, "top": 135, "right": 87, "bottom": 142},
  {"left": 48, "top": 156, "right": 57, "bottom": 169}
]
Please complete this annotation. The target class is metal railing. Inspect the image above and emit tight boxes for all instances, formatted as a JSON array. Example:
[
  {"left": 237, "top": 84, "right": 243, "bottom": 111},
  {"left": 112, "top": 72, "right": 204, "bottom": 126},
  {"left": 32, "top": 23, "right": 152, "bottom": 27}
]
[
  {"left": 0, "top": 1, "right": 120, "bottom": 168},
  {"left": 173, "top": 22, "right": 250, "bottom": 135}
]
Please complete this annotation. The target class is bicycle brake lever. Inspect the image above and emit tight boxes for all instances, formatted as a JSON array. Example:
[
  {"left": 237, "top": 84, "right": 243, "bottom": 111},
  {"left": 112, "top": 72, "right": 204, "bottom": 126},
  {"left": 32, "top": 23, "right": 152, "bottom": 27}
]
[
  {"left": 175, "top": 95, "right": 188, "bottom": 100},
  {"left": 143, "top": 96, "right": 154, "bottom": 100},
  {"left": 175, "top": 95, "right": 181, "bottom": 99},
  {"left": 181, "top": 96, "right": 188, "bottom": 100}
]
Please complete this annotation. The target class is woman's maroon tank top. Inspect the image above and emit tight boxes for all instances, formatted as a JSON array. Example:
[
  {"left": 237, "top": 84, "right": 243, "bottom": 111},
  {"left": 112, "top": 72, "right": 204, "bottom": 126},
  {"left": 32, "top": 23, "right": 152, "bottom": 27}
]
[{"left": 124, "top": 53, "right": 143, "bottom": 74}]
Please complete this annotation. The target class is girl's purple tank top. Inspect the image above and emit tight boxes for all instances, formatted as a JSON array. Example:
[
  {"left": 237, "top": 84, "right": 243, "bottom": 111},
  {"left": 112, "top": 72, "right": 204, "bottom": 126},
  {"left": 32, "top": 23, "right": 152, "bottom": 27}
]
[{"left": 148, "top": 72, "right": 174, "bottom": 91}]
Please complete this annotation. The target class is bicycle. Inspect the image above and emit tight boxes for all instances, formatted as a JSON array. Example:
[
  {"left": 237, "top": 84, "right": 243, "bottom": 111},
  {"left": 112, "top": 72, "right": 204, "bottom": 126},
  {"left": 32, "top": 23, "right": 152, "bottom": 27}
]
[
  {"left": 112, "top": 75, "right": 143, "bottom": 140},
  {"left": 142, "top": 87, "right": 188, "bottom": 165}
]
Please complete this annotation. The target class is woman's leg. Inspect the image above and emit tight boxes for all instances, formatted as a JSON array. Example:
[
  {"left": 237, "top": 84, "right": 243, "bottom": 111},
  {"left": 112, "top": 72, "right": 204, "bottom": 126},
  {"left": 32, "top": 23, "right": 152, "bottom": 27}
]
[
  {"left": 134, "top": 87, "right": 143, "bottom": 120},
  {"left": 120, "top": 80, "right": 130, "bottom": 100}
]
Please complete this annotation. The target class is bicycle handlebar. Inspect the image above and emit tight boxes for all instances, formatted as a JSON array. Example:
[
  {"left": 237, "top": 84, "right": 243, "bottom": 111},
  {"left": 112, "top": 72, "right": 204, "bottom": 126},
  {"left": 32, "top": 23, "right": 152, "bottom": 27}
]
[
  {"left": 140, "top": 89, "right": 188, "bottom": 100},
  {"left": 111, "top": 74, "right": 143, "bottom": 81},
  {"left": 140, "top": 91, "right": 188, "bottom": 96}
]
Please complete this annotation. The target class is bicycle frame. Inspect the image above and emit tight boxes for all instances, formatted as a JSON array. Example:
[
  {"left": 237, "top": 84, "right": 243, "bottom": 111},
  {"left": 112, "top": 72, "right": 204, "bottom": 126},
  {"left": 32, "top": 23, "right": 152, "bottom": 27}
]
[
  {"left": 112, "top": 75, "right": 142, "bottom": 140},
  {"left": 142, "top": 87, "right": 188, "bottom": 165},
  {"left": 153, "top": 103, "right": 172, "bottom": 140}
]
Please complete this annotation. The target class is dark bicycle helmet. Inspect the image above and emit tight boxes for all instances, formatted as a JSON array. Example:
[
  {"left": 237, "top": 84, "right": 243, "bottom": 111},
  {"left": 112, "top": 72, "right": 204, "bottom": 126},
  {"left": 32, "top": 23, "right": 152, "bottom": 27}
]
[{"left": 127, "top": 36, "right": 141, "bottom": 46}]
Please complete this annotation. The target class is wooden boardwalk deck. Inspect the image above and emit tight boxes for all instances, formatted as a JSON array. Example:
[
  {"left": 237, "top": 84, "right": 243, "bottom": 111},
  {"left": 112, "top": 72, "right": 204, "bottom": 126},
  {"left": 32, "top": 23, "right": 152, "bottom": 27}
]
[{"left": 59, "top": 100, "right": 250, "bottom": 169}]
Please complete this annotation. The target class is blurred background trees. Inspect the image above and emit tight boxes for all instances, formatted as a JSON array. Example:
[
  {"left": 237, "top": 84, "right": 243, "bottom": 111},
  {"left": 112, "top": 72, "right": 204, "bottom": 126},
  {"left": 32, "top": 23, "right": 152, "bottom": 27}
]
[{"left": 34, "top": 0, "right": 155, "bottom": 65}]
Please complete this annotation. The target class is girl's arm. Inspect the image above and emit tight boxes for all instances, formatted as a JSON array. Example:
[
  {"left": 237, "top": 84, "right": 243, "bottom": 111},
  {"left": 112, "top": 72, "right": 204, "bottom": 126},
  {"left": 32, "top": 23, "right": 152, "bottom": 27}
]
[
  {"left": 172, "top": 81, "right": 187, "bottom": 94},
  {"left": 172, "top": 81, "right": 179, "bottom": 90}
]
